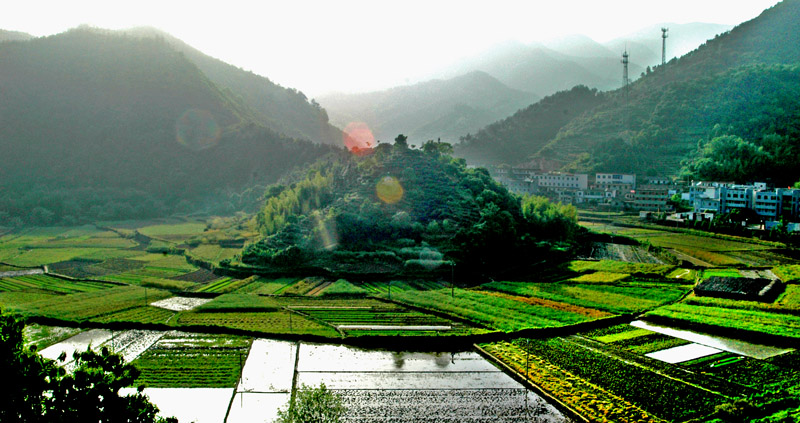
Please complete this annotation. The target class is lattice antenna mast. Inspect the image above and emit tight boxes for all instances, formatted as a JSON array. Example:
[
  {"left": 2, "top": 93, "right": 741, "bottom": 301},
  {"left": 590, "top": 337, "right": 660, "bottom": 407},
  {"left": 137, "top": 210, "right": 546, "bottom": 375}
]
[
  {"left": 621, "top": 49, "right": 629, "bottom": 87},
  {"left": 661, "top": 27, "right": 669, "bottom": 65}
]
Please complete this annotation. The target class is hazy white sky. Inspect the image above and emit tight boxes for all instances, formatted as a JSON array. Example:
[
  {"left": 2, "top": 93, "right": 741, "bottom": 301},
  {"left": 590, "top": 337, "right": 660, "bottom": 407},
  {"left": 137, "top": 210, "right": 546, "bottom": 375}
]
[{"left": 2, "top": 0, "right": 781, "bottom": 96}]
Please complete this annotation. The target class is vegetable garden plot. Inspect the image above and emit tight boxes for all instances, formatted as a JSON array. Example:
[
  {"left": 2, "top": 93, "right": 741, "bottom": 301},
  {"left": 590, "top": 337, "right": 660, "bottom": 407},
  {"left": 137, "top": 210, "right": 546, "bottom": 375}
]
[
  {"left": 644, "top": 302, "right": 800, "bottom": 340},
  {"left": 481, "top": 281, "right": 688, "bottom": 314},
  {"left": 132, "top": 332, "right": 251, "bottom": 388},
  {"left": 374, "top": 283, "right": 591, "bottom": 331},
  {"left": 0, "top": 274, "right": 112, "bottom": 294},
  {"left": 91, "top": 306, "right": 175, "bottom": 324},
  {"left": 174, "top": 310, "right": 339, "bottom": 337},
  {"left": 11, "top": 285, "right": 171, "bottom": 320}
]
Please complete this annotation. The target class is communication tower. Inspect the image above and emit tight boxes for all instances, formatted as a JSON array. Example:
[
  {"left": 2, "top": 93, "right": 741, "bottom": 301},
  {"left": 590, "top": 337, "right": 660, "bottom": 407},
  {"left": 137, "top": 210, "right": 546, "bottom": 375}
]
[
  {"left": 621, "top": 49, "right": 629, "bottom": 87},
  {"left": 661, "top": 27, "right": 669, "bottom": 65}
]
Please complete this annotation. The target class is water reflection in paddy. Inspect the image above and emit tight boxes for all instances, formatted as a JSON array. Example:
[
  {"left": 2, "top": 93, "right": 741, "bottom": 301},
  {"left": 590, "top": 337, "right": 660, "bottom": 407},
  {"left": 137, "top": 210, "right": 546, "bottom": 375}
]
[{"left": 44, "top": 331, "right": 573, "bottom": 423}]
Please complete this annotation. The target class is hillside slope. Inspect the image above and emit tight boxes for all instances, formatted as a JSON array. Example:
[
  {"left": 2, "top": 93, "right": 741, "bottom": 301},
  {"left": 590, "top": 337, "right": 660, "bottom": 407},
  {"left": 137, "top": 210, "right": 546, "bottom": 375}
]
[
  {"left": 0, "top": 29, "right": 332, "bottom": 224},
  {"left": 123, "top": 27, "right": 342, "bottom": 145},
  {"left": 457, "top": 0, "right": 800, "bottom": 178}
]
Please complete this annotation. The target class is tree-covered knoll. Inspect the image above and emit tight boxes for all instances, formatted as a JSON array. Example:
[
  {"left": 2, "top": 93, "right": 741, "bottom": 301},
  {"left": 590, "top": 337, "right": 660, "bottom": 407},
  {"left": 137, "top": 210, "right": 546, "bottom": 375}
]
[{"left": 241, "top": 139, "right": 581, "bottom": 279}]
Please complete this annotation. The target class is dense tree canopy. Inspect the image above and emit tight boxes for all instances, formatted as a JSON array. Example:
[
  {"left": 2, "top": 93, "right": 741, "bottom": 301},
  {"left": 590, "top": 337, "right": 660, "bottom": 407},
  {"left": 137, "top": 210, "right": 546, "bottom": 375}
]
[
  {"left": 242, "top": 140, "right": 580, "bottom": 278},
  {"left": 0, "top": 310, "right": 174, "bottom": 423}
]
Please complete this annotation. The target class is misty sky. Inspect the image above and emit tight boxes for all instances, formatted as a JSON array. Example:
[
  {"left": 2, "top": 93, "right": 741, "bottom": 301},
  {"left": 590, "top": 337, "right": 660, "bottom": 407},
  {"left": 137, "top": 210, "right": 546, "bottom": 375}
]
[{"left": 2, "top": 0, "right": 781, "bottom": 96}]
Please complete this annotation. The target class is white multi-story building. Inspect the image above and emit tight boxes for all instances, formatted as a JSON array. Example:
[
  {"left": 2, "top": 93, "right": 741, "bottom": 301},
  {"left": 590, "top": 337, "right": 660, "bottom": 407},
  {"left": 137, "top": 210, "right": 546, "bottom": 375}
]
[
  {"left": 595, "top": 173, "right": 636, "bottom": 188},
  {"left": 533, "top": 173, "right": 588, "bottom": 190}
]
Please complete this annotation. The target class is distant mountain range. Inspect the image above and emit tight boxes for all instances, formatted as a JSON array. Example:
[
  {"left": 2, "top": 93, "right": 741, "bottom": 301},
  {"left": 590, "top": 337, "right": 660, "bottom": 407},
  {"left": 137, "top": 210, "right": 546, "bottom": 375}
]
[
  {"left": 454, "top": 0, "right": 800, "bottom": 183},
  {"left": 0, "top": 27, "right": 337, "bottom": 224},
  {"left": 439, "top": 22, "right": 732, "bottom": 96},
  {"left": 318, "top": 22, "right": 729, "bottom": 146},
  {"left": 318, "top": 71, "right": 538, "bottom": 144}
]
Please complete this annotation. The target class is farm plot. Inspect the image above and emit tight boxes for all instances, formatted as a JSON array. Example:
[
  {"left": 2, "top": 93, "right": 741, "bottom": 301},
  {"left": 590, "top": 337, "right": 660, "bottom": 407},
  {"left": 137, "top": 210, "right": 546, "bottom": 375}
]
[
  {"left": 232, "top": 277, "right": 295, "bottom": 294},
  {"left": 91, "top": 306, "right": 176, "bottom": 325},
  {"left": 138, "top": 222, "right": 207, "bottom": 243},
  {"left": 24, "top": 324, "right": 84, "bottom": 351},
  {"left": 482, "top": 281, "right": 689, "bottom": 314},
  {"left": 7, "top": 285, "right": 172, "bottom": 321},
  {"left": 587, "top": 325, "right": 691, "bottom": 355},
  {"left": 173, "top": 310, "right": 339, "bottom": 337},
  {"left": 507, "top": 337, "right": 730, "bottom": 422},
  {"left": 479, "top": 341, "right": 667, "bottom": 423},
  {"left": 132, "top": 332, "right": 251, "bottom": 387},
  {"left": 567, "top": 260, "right": 675, "bottom": 278},
  {"left": 188, "top": 244, "right": 239, "bottom": 263},
  {"left": 193, "top": 276, "right": 249, "bottom": 294},
  {"left": 194, "top": 293, "right": 282, "bottom": 312},
  {"left": 645, "top": 302, "right": 800, "bottom": 339},
  {"left": 371, "top": 281, "right": 592, "bottom": 331},
  {"left": 0, "top": 274, "right": 113, "bottom": 294}
]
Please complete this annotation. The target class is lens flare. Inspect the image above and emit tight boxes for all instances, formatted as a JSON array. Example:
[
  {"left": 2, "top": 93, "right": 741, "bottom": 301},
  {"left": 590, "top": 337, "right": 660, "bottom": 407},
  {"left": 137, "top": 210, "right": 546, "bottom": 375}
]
[
  {"left": 313, "top": 213, "right": 339, "bottom": 251},
  {"left": 376, "top": 176, "right": 404, "bottom": 204},
  {"left": 176, "top": 109, "right": 221, "bottom": 151},
  {"left": 343, "top": 122, "right": 375, "bottom": 156}
]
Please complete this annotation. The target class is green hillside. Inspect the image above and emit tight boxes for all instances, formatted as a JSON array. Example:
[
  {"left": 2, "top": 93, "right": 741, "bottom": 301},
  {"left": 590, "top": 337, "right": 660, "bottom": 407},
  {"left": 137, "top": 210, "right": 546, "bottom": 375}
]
[
  {"left": 457, "top": 0, "right": 800, "bottom": 181},
  {"left": 124, "top": 27, "right": 342, "bottom": 145},
  {"left": 455, "top": 85, "right": 605, "bottom": 166},
  {"left": 0, "top": 28, "right": 333, "bottom": 225},
  {"left": 240, "top": 140, "right": 580, "bottom": 278}
]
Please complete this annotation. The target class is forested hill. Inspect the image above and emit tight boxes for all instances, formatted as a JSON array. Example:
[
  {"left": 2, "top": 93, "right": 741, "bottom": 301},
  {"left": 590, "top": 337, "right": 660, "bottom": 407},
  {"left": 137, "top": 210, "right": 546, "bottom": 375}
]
[
  {"left": 456, "top": 0, "right": 800, "bottom": 181},
  {"left": 455, "top": 85, "right": 605, "bottom": 166},
  {"left": 0, "top": 29, "right": 33, "bottom": 42},
  {"left": 318, "top": 71, "right": 537, "bottom": 144},
  {"left": 0, "top": 28, "right": 334, "bottom": 225},
  {"left": 240, "top": 140, "right": 580, "bottom": 278},
  {"left": 123, "top": 27, "right": 342, "bottom": 145}
]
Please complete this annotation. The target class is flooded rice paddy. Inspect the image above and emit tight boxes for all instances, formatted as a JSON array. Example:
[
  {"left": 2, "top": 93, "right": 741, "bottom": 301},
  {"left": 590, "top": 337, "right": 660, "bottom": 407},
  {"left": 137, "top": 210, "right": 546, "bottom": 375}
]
[
  {"left": 42, "top": 330, "right": 573, "bottom": 423},
  {"left": 645, "top": 343, "right": 722, "bottom": 364}
]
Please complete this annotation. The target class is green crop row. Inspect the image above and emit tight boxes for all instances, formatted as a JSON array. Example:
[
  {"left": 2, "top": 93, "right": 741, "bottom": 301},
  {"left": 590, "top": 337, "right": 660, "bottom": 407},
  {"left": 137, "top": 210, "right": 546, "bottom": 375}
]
[
  {"left": 0, "top": 274, "right": 112, "bottom": 294},
  {"left": 6, "top": 285, "right": 172, "bottom": 321},
  {"left": 646, "top": 303, "right": 800, "bottom": 339},
  {"left": 480, "top": 341, "right": 668, "bottom": 423},
  {"left": 568, "top": 260, "right": 676, "bottom": 277},
  {"left": 132, "top": 333, "right": 250, "bottom": 388},
  {"left": 482, "top": 281, "right": 688, "bottom": 314},
  {"left": 195, "top": 293, "right": 282, "bottom": 312},
  {"left": 376, "top": 282, "right": 591, "bottom": 331},
  {"left": 173, "top": 310, "right": 339, "bottom": 337},
  {"left": 517, "top": 337, "right": 728, "bottom": 421}
]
